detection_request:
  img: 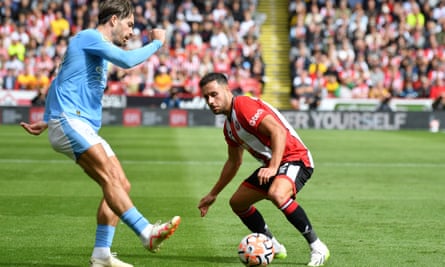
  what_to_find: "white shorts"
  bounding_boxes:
[47,114,115,160]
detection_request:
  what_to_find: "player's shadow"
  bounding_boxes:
[0,263,79,267]
[144,254,305,266]
[145,254,236,264]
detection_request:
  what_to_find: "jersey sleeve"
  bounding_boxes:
[80,30,162,69]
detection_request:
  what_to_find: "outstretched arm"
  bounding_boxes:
[86,29,166,69]
[198,145,243,217]
[20,121,48,136]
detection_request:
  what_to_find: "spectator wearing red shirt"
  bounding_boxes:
[429,78,445,100]
[213,53,231,74]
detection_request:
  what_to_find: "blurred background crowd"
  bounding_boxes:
[0,0,265,106]
[0,0,444,110]
[288,0,445,110]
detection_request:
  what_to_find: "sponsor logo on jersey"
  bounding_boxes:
[249,109,264,126]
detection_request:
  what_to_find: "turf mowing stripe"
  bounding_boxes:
[0,158,444,167]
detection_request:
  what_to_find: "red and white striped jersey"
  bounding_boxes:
[223,96,314,168]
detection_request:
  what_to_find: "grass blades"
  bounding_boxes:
[0,125,444,266]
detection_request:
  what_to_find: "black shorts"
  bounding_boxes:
[243,161,313,195]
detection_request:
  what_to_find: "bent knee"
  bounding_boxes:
[229,195,247,212]
[268,188,292,207]
[229,195,239,210]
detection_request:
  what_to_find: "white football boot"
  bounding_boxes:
[307,239,330,266]
[143,216,181,253]
[89,253,133,267]
[271,237,287,259]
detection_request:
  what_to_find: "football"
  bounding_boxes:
[238,233,275,266]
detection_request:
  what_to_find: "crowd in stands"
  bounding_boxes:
[288,0,445,110]
[2,0,445,111]
[0,0,266,106]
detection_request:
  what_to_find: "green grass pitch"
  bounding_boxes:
[0,125,444,266]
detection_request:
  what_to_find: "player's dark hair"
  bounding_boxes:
[199,72,228,88]
[98,0,134,25]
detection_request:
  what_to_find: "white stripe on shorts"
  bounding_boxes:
[285,164,300,183]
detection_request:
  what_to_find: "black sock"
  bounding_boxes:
[235,206,272,237]
[280,198,318,244]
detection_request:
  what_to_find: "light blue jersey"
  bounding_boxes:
[43,29,162,132]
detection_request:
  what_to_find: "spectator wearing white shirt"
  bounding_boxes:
[239,10,256,38]
[433,1,445,22]
[210,23,229,51]
[185,6,203,24]
[212,0,228,23]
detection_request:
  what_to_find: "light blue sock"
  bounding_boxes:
[94,224,115,248]
[120,207,150,235]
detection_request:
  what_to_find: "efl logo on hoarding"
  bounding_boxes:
[29,107,45,124]
[123,108,141,126]
[169,109,187,127]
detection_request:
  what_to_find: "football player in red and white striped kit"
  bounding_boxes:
[197,72,330,267]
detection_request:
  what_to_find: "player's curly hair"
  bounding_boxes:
[98,0,134,25]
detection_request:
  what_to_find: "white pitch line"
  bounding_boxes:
[0,159,444,168]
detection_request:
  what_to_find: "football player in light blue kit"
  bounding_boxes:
[20,0,180,266]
